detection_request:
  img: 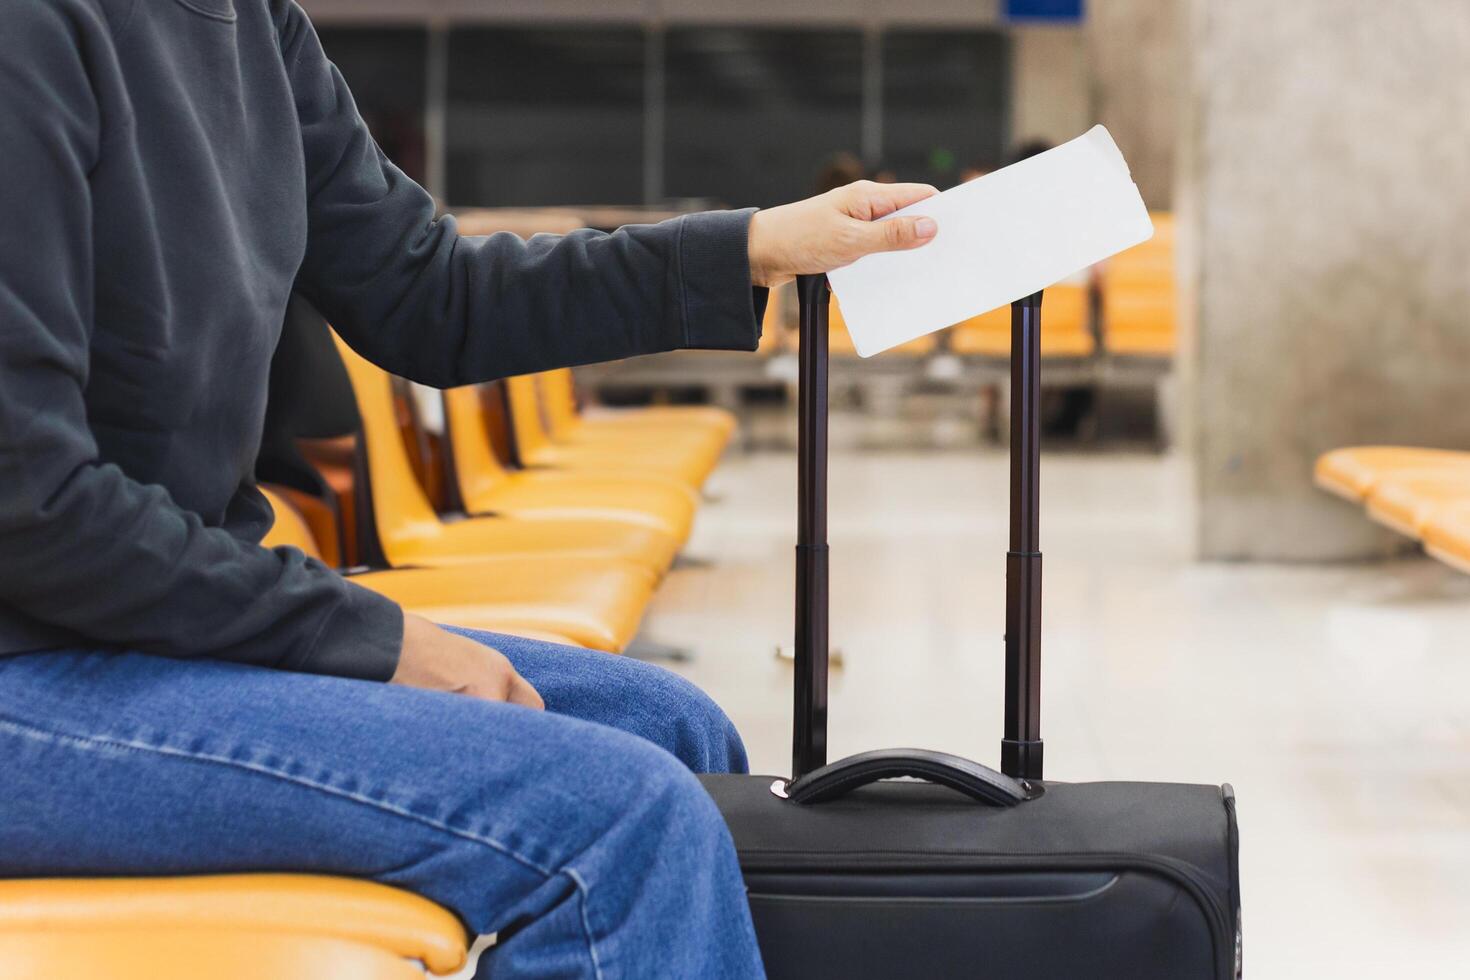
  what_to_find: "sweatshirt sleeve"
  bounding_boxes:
[275,1,765,388]
[0,2,404,681]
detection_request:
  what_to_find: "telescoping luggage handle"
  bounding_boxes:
[784,276,1046,801]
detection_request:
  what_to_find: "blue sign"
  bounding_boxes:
[1005,0,1085,21]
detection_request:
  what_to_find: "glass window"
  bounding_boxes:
[315,27,428,185]
[882,30,1011,187]
[664,27,864,209]
[446,27,646,207]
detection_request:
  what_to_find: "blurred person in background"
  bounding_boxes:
[0,1,940,976]
[814,150,867,193]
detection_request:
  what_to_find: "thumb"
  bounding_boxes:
[854,214,938,256]
[508,672,546,710]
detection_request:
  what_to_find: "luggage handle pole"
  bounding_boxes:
[792,274,831,780]
[1001,292,1045,781]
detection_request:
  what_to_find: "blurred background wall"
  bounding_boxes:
[299,0,1470,563]
[301,0,1093,207]
[1181,0,1470,560]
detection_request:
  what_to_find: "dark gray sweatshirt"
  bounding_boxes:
[0,0,762,681]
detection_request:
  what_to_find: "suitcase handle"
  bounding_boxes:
[772,748,1041,807]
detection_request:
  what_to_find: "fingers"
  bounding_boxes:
[507,672,546,710]
[841,180,939,220]
[850,213,939,256]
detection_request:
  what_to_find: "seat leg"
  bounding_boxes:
[625,635,697,663]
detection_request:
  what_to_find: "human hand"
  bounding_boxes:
[391,613,544,709]
[747,180,940,288]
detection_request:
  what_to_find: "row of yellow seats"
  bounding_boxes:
[820,211,1177,360]
[0,359,740,980]
[1098,210,1176,358]
[1315,446,1470,572]
[276,335,735,652]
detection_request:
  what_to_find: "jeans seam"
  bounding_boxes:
[564,866,606,980]
[0,713,555,876]
[0,713,616,975]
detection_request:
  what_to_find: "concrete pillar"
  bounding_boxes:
[1184,0,1470,560]
[1086,0,1182,209]
[1011,24,1090,152]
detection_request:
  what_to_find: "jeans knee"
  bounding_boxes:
[629,744,730,843]
[649,674,748,775]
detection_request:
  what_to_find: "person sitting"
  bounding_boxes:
[0,2,938,976]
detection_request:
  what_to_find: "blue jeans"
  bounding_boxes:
[0,629,766,979]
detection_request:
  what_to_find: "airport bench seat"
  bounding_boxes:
[539,368,738,442]
[1422,502,1470,576]
[1313,446,1470,502]
[528,391,726,456]
[442,385,698,545]
[331,334,681,575]
[1365,471,1470,538]
[949,285,1094,358]
[827,295,937,356]
[504,375,721,489]
[344,560,644,651]
[262,487,648,652]
[0,874,466,980]
[1100,211,1176,358]
[1100,291,1176,357]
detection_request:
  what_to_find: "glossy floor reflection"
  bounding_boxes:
[649,449,1470,979]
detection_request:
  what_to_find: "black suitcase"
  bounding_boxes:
[698,276,1242,979]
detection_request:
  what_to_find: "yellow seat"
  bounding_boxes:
[1313,446,1470,502]
[526,385,723,458]
[1365,471,1470,538]
[949,284,1094,358]
[261,487,646,651]
[331,333,679,576]
[1422,502,1470,575]
[504,374,721,489]
[540,367,737,442]
[533,286,785,443]
[0,874,466,980]
[1100,211,1175,358]
[443,384,698,543]
[827,295,938,356]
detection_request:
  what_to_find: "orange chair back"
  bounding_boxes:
[259,486,326,561]
[504,374,553,462]
[329,333,446,563]
[538,370,581,441]
[1101,210,1176,355]
[948,282,1092,357]
[444,384,515,508]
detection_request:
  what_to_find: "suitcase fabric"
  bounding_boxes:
[698,275,1242,979]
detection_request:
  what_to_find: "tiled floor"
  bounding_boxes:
[646,449,1470,979]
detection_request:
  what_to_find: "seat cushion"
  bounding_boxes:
[587,404,737,439]
[1422,502,1470,575]
[552,424,728,471]
[465,473,697,545]
[353,556,652,652]
[0,874,466,978]
[525,442,717,490]
[1313,447,1470,501]
[383,509,679,578]
[1365,473,1470,538]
